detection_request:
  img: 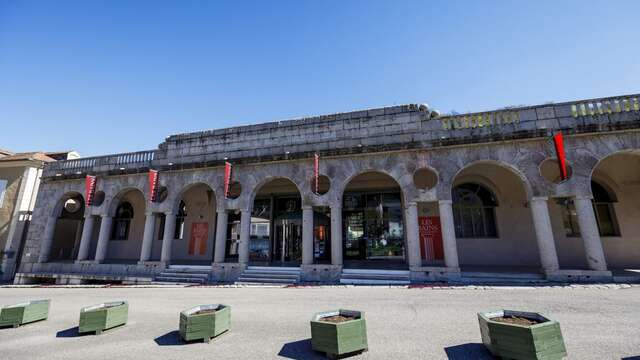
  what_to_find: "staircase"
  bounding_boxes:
[460,270,547,285]
[154,265,211,285]
[340,268,411,285]
[236,266,301,285]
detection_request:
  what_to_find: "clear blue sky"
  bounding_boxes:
[1,1,638,157]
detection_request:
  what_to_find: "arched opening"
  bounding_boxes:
[589,152,640,269]
[249,178,303,265]
[170,183,216,265]
[104,189,145,264]
[342,171,406,268]
[49,193,85,262]
[452,162,540,270]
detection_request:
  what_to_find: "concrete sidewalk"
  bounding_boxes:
[0,286,638,359]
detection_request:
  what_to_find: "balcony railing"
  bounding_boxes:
[45,150,155,175]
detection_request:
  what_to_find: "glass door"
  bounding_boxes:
[273,219,302,263]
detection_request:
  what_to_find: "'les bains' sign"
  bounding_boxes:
[440,111,520,130]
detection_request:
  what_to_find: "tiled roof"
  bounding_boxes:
[0,152,56,163]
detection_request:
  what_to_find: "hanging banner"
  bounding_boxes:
[188,222,208,256]
[314,153,320,194]
[85,175,97,206]
[224,162,232,198]
[552,132,568,181]
[148,169,159,202]
[419,216,444,261]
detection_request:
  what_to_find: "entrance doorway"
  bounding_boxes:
[250,178,303,266]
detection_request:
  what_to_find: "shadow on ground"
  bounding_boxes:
[154,330,184,346]
[444,343,494,359]
[278,339,328,360]
[56,326,82,338]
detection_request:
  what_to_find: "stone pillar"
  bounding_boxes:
[574,195,608,271]
[302,206,314,265]
[76,215,95,261]
[438,200,459,269]
[213,210,228,264]
[330,205,342,266]
[94,215,112,263]
[139,212,156,263]
[38,216,58,263]
[160,212,176,263]
[238,209,251,264]
[529,197,560,272]
[404,202,422,268]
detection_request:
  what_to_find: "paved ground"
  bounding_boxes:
[0,285,638,359]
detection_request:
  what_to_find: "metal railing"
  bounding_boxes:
[45,150,155,174]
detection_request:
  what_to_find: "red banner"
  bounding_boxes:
[419,216,444,261]
[148,170,159,202]
[85,175,97,206]
[224,162,232,198]
[188,222,208,256]
[314,153,319,194]
[552,132,568,181]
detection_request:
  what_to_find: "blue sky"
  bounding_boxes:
[1,1,638,156]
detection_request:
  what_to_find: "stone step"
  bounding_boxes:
[461,271,545,280]
[239,273,299,280]
[155,276,206,284]
[341,274,410,281]
[236,277,298,284]
[340,278,410,285]
[246,266,301,272]
[159,271,209,278]
[342,269,410,276]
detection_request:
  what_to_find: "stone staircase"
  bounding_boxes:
[340,268,411,285]
[154,265,212,285]
[236,266,301,285]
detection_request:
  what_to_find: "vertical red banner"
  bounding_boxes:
[148,170,159,202]
[188,222,208,256]
[552,132,568,181]
[314,153,319,194]
[419,216,444,261]
[85,175,97,206]
[224,162,232,198]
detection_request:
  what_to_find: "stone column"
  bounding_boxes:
[574,195,608,271]
[438,200,460,269]
[139,212,156,263]
[160,212,176,263]
[37,216,58,263]
[213,210,228,264]
[302,206,314,265]
[76,215,95,261]
[404,202,422,268]
[529,197,560,272]
[330,205,342,266]
[238,209,251,264]
[94,215,112,263]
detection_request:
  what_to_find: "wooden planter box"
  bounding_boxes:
[478,310,567,360]
[0,300,50,328]
[179,304,230,343]
[79,301,128,335]
[310,309,368,359]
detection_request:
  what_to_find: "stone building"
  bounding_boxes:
[0,150,78,282]
[14,94,640,285]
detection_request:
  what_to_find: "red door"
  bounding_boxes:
[419,216,444,261]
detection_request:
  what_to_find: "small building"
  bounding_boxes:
[0,150,78,282]
[13,94,640,285]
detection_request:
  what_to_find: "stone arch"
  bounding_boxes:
[448,160,541,268]
[51,191,85,218]
[335,168,406,205]
[172,182,217,214]
[106,187,146,217]
[102,187,147,263]
[46,191,86,262]
[248,176,304,209]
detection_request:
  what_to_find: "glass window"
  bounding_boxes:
[112,202,134,240]
[0,179,7,208]
[452,183,498,238]
[250,198,271,261]
[174,201,186,240]
[556,198,580,237]
[592,181,620,236]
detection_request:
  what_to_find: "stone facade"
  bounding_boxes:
[15,94,640,284]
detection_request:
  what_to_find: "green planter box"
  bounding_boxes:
[478,310,567,360]
[310,309,368,359]
[179,304,231,343]
[79,301,128,335]
[0,300,50,328]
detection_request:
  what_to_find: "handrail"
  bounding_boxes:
[46,150,155,172]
